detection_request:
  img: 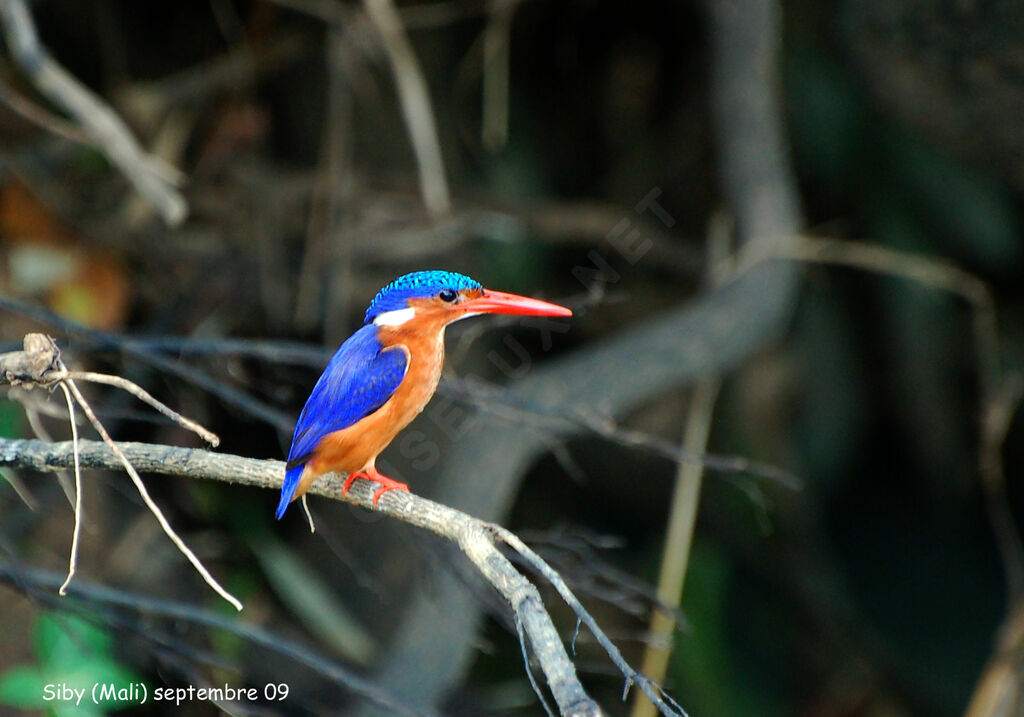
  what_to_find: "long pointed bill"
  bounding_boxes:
[460,289,572,317]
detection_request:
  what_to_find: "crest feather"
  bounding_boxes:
[364,270,481,323]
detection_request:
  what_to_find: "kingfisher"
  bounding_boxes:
[277,270,572,518]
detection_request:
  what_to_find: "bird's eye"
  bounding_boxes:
[438,289,458,302]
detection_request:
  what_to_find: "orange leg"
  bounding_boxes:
[341,467,409,506]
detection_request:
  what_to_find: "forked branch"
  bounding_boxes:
[0,435,685,716]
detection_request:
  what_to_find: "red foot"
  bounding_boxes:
[342,468,409,507]
[368,469,409,507]
[341,470,366,496]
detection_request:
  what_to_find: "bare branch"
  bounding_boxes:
[0,295,295,430]
[0,564,430,717]
[634,379,719,717]
[16,392,77,508]
[0,332,63,385]
[0,436,685,716]
[59,376,243,611]
[301,493,317,533]
[56,381,81,596]
[65,371,220,446]
[0,0,188,225]
[361,0,450,216]
[493,526,688,716]
[0,335,239,608]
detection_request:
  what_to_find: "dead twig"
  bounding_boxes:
[0,295,293,431]
[0,335,220,447]
[633,379,719,717]
[0,334,238,610]
[60,374,242,611]
[0,435,686,716]
[16,391,78,508]
[56,380,80,595]
[63,371,220,447]
[492,525,688,716]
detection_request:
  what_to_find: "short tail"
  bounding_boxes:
[276,463,306,520]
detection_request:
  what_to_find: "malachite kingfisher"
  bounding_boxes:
[277,270,572,518]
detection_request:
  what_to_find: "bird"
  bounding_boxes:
[276,270,572,518]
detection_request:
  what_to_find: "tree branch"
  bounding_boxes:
[0,563,429,717]
[375,0,805,701]
[0,436,685,716]
[0,0,188,225]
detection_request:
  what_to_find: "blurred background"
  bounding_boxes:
[0,0,1020,715]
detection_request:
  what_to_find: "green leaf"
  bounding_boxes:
[0,401,23,439]
[23,612,146,714]
[0,665,48,708]
[56,703,106,717]
[35,613,111,668]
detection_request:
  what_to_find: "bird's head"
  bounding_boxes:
[364,270,572,329]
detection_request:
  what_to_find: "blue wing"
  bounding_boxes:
[277,324,408,518]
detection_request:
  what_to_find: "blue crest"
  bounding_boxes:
[364,270,481,323]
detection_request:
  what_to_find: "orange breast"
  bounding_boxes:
[307,324,446,479]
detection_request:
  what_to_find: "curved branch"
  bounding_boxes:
[375,0,805,704]
[0,437,685,716]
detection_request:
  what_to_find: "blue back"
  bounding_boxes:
[364,270,480,323]
[277,324,408,518]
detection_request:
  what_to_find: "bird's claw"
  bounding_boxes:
[371,482,409,507]
[342,470,409,506]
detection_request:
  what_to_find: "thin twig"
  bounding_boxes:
[0,436,685,716]
[516,532,687,625]
[65,371,220,446]
[632,379,719,717]
[517,614,557,717]
[56,381,81,596]
[0,564,429,717]
[19,394,76,508]
[0,79,91,144]
[59,374,242,611]
[0,298,295,431]
[492,525,687,716]
[361,0,450,216]
[441,375,800,490]
[761,235,1023,601]
[301,494,316,533]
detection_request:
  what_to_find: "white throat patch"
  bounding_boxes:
[373,307,416,327]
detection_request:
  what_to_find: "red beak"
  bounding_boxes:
[460,289,572,317]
